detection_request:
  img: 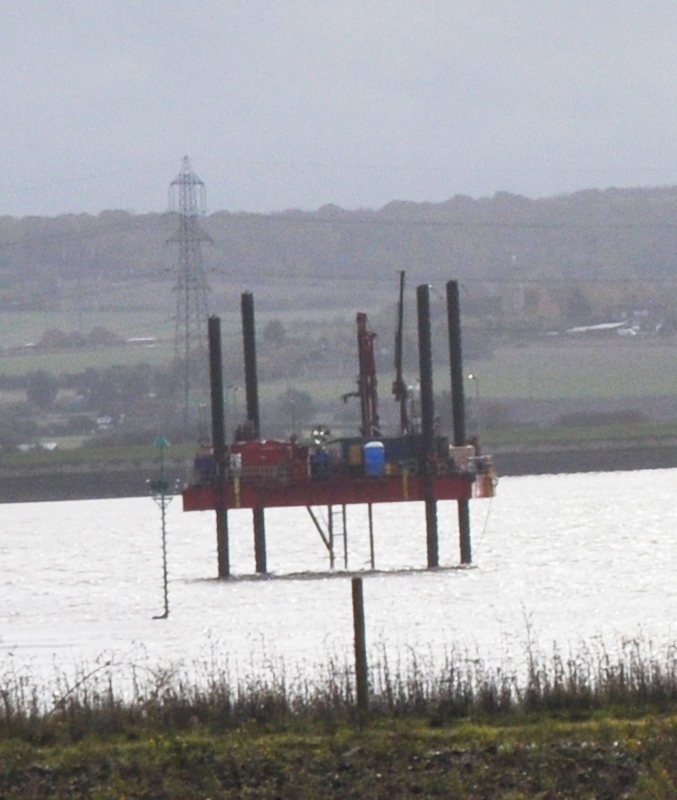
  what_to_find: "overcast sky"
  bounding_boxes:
[3,1,677,218]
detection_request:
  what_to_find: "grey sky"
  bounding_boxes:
[3,1,677,217]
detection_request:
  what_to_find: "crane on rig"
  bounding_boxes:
[343,271,411,438]
[342,312,381,438]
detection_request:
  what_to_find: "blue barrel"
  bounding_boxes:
[364,441,385,477]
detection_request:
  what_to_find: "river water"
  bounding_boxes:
[2,468,676,687]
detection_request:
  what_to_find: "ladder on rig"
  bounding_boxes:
[307,505,348,570]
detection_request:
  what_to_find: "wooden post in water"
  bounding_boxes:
[208,316,230,578]
[417,283,439,568]
[446,280,472,565]
[352,577,369,721]
[367,503,375,569]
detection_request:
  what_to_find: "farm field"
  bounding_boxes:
[259,336,677,414]
[0,309,172,348]
[0,339,174,374]
[0,307,361,376]
[0,335,675,406]
[1,306,677,415]
[466,337,677,401]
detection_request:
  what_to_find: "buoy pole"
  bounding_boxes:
[150,435,172,618]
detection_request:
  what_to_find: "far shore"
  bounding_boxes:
[490,437,677,476]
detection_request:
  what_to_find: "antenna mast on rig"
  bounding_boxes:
[392,270,410,434]
[168,156,212,435]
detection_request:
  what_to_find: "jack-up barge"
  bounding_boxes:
[182,279,495,576]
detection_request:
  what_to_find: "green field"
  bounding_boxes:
[0,308,358,376]
[1,306,677,410]
[258,337,677,411]
[0,309,173,348]
[0,307,361,350]
[484,420,677,446]
[0,442,196,468]
[466,338,677,401]
[0,342,175,374]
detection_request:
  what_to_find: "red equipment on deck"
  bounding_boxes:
[182,436,494,512]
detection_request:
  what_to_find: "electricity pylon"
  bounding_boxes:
[168,156,212,436]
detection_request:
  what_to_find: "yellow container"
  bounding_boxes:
[348,444,363,466]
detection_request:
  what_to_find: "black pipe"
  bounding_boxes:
[209,316,226,459]
[208,316,230,577]
[446,280,471,565]
[241,292,261,438]
[446,280,466,447]
[416,283,439,568]
[240,292,266,573]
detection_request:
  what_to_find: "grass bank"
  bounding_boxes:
[4,639,677,796]
[3,715,676,798]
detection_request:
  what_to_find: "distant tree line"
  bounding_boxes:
[3,187,677,327]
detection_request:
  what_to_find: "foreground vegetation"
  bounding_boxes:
[5,640,677,796]
[3,714,676,798]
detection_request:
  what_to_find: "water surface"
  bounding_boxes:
[2,469,675,683]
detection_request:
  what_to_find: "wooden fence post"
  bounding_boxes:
[352,577,369,721]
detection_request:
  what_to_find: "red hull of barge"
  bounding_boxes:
[182,473,473,512]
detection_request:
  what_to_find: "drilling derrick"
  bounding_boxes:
[341,312,381,437]
[168,156,212,435]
